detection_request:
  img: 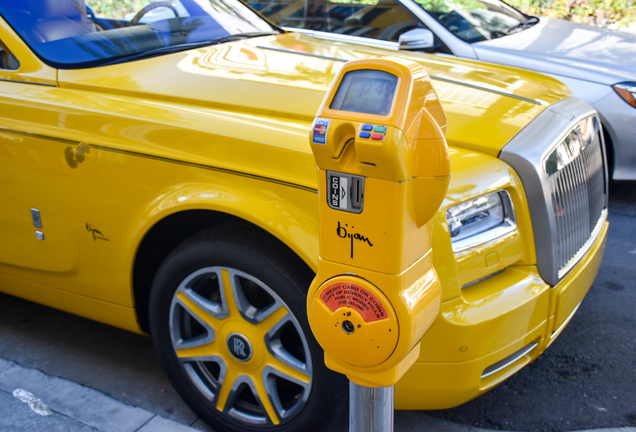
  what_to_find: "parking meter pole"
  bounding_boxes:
[350,383,394,432]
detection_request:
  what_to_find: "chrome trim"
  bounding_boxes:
[500,97,608,286]
[544,116,600,176]
[284,28,399,51]
[0,78,56,87]
[558,209,606,279]
[431,76,541,105]
[256,45,347,62]
[481,342,538,379]
[0,126,78,146]
[461,269,504,290]
[0,127,317,193]
[31,208,42,229]
[35,231,44,241]
[453,224,516,253]
[282,31,540,105]
[547,121,607,275]
[550,304,580,340]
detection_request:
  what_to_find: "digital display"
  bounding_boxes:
[330,70,398,116]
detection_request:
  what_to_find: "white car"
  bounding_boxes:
[250,0,636,180]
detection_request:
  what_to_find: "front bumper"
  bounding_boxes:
[394,221,608,410]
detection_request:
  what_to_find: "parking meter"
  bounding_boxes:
[307,57,450,389]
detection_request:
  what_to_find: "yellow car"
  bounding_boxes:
[0,1,607,431]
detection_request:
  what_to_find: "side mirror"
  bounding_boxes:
[398,28,434,50]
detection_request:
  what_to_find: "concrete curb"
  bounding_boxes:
[0,358,198,432]
[1,357,634,432]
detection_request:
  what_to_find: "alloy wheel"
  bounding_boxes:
[169,266,313,426]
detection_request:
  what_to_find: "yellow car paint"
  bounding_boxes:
[0,16,606,413]
[396,220,608,409]
[0,20,57,86]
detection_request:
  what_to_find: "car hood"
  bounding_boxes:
[474,17,636,85]
[59,32,571,159]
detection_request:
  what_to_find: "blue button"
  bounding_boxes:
[359,132,371,139]
[361,124,373,131]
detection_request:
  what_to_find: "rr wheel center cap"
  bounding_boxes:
[227,332,253,362]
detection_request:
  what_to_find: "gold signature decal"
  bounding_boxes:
[65,143,91,169]
[86,222,109,241]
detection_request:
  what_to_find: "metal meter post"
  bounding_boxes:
[306,57,451,431]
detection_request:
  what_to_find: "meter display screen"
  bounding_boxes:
[330,70,398,116]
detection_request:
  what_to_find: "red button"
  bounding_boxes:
[371,133,383,140]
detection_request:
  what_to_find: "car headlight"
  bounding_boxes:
[613,82,636,108]
[446,190,517,253]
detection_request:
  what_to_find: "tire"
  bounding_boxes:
[149,224,347,432]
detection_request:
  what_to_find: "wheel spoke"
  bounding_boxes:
[180,286,223,317]
[176,340,221,361]
[269,356,311,384]
[263,312,312,378]
[256,305,289,336]
[215,370,281,425]
[258,306,312,378]
[215,368,239,413]
[182,357,227,402]
[252,374,281,425]
[175,290,221,330]
[178,268,229,320]
[221,269,242,318]
[261,365,311,421]
[227,269,285,324]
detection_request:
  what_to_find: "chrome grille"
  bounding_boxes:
[546,124,606,276]
[500,98,608,286]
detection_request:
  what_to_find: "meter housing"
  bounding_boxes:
[307,57,451,387]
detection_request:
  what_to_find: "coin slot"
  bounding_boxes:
[351,177,364,209]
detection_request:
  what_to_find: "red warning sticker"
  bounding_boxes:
[320,282,387,322]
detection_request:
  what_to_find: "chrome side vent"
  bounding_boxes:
[482,342,538,379]
[500,98,608,286]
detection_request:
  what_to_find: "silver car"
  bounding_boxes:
[249,0,636,180]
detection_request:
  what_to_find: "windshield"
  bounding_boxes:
[413,0,532,42]
[0,0,280,68]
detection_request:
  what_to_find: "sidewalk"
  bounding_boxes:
[0,358,200,432]
[1,357,634,432]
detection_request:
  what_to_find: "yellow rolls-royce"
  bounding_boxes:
[0,1,607,431]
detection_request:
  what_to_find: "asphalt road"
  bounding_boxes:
[0,181,634,432]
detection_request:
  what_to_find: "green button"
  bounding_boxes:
[373,126,387,133]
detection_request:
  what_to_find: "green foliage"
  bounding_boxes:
[86,0,151,18]
[505,0,636,27]
[410,0,487,12]
[413,0,454,12]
